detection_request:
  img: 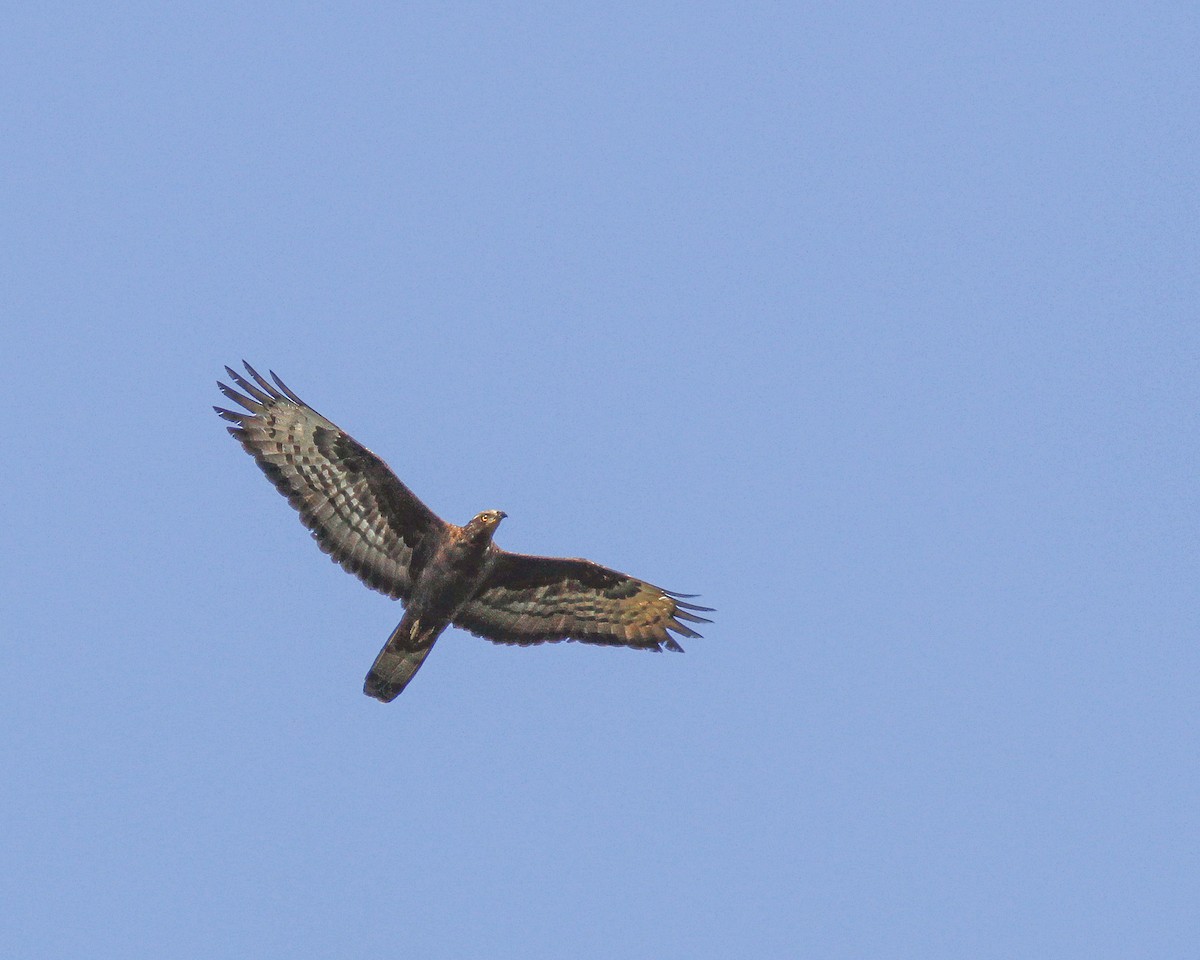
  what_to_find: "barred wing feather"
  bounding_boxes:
[455,553,712,651]
[214,362,444,601]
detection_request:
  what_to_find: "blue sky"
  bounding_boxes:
[3,2,1196,957]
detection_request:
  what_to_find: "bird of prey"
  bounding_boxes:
[214,362,712,702]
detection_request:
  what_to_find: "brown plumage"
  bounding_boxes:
[214,362,712,702]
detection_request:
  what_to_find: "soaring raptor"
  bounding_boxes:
[214,362,711,702]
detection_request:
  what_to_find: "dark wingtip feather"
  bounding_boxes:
[214,406,249,424]
[662,589,714,612]
[226,366,274,405]
[241,361,282,400]
[269,370,305,405]
[217,381,264,412]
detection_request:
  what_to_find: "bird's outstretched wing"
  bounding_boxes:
[214,362,445,600]
[454,553,711,651]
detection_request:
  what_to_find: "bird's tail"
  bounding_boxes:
[363,617,439,703]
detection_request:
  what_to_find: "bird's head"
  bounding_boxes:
[466,509,507,541]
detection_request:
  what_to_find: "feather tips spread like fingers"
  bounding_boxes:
[215,361,444,602]
[269,370,306,405]
[224,366,273,405]
[213,406,249,425]
[454,552,710,652]
[217,381,263,413]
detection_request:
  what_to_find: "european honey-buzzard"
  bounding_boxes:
[214,362,711,702]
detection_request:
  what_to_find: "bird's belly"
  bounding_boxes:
[409,546,490,623]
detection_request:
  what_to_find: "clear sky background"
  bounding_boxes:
[3,3,1196,958]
